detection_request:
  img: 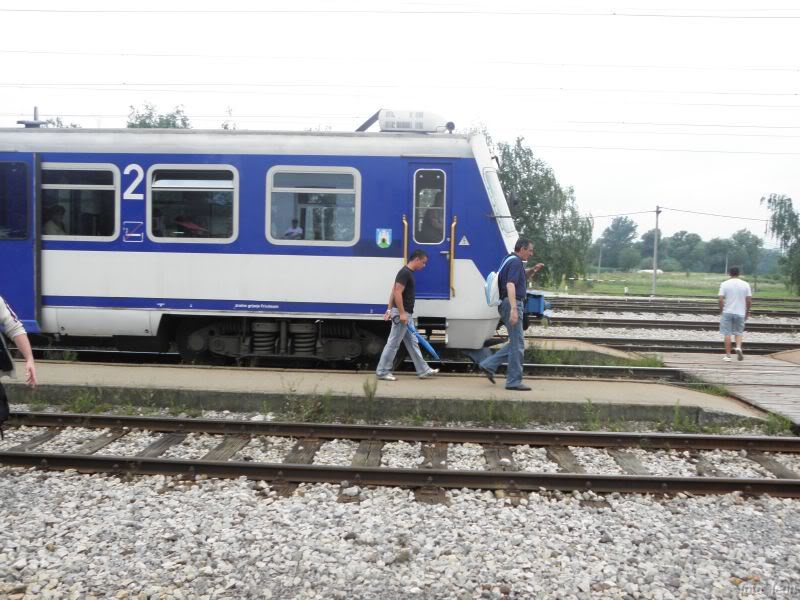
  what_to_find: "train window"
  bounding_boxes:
[148,166,238,243]
[483,168,516,234]
[413,169,445,244]
[267,166,360,246]
[0,163,28,240]
[41,164,120,240]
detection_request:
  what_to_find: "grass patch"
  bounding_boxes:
[566,271,795,299]
[681,379,731,397]
[762,413,795,436]
[64,390,109,413]
[525,347,663,368]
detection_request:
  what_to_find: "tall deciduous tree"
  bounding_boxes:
[762,193,800,293]
[597,216,638,268]
[127,103,191,128]
[496,137,592,286]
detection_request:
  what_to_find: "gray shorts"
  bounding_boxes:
[720,312,745,336]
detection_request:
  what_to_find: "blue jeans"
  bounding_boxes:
[480,297,525,388]
[375,309,430,376]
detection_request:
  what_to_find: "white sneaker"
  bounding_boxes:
[735,347,744,361]
[377,373,397,381]
[722,356,732,362]
[419,368,439,379]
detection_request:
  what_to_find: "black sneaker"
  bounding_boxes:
[506,384,532,391]
[478,366,496,384]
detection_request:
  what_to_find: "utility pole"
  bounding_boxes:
[651,205,661,296]
[597,245,603,281]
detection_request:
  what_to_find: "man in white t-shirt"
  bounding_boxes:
[718,266,752,362]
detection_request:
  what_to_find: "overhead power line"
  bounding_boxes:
[536,144,800,156]
[571,120,800,130]
[660,207,769,222]
[1,49,797,73]
[2,8,800,19]
[2,81,798,97]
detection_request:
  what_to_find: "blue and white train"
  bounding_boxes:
[0,110,522,363]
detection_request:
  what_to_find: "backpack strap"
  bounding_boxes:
[497,254,517,277]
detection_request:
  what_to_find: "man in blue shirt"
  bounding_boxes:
[478,238,543,391]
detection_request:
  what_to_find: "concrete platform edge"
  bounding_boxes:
[7,383,763,428]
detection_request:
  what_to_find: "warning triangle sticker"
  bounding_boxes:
[458,235,470,246]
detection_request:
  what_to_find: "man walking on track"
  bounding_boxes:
[718,266,752,362]
[478,238,544,391]
[1,295,38,437]
[375,249,439,381]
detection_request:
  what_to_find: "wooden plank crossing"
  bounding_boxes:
[662,353,800,425]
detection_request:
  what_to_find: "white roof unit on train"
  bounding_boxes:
[378,109,452,133]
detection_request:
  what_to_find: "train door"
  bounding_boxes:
[408,163,452,299]
[0,154,39,332]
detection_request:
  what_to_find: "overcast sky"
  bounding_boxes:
[1,0,798,247]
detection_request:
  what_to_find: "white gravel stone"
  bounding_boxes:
[1,469,798,599]
[380,441,422,469]
[699,450,776,479]
[312,439,358,466]
[768,452,800,476]
[99,430,163,456]
[0,426,48,450]
[160,433,222,460]
[34,428,110,454]
[569,446,625,474]
[626,448,697,477]
[234,436,296,463]
[447,443,487,471]
[511,445,559,473]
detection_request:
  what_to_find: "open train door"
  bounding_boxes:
[407,162,452,299]
[0,153,40,332]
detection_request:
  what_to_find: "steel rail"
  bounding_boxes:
[1,452,798,497]
[549,302,800,317]
[541,317,800,333]
[527,336,800,355]
[7,413,800,452]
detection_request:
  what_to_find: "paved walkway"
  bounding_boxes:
[5,359,764,421]
[662,352,800,425]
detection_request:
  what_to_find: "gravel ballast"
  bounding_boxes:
[1,469,799,599]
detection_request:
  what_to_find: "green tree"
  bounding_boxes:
[665,231,704,272]
[597,216,638,268]
[45,117,81,128]
[127,103,191,128]
[704,237,732,273]
[617,246,642,271]
[729,229,763,276]
[496,137,592,286]
[639,228,669,265]
[762,193,800,293]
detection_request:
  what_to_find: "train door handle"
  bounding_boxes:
[439,250,450,259]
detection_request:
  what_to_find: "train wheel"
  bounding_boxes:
[176,320,227,365]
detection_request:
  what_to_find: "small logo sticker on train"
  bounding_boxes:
[122,221,144,243]
[458,235,470,246]
[376,228,392,248]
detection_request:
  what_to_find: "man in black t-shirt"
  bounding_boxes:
[375,249,439,381]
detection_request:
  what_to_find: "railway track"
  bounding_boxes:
[1,413,798,499]
[548,299,800,318]
[531,336,800,355]
[541,316,800,333]
[589,293,800,305]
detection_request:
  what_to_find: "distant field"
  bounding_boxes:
[562,271,796,299]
